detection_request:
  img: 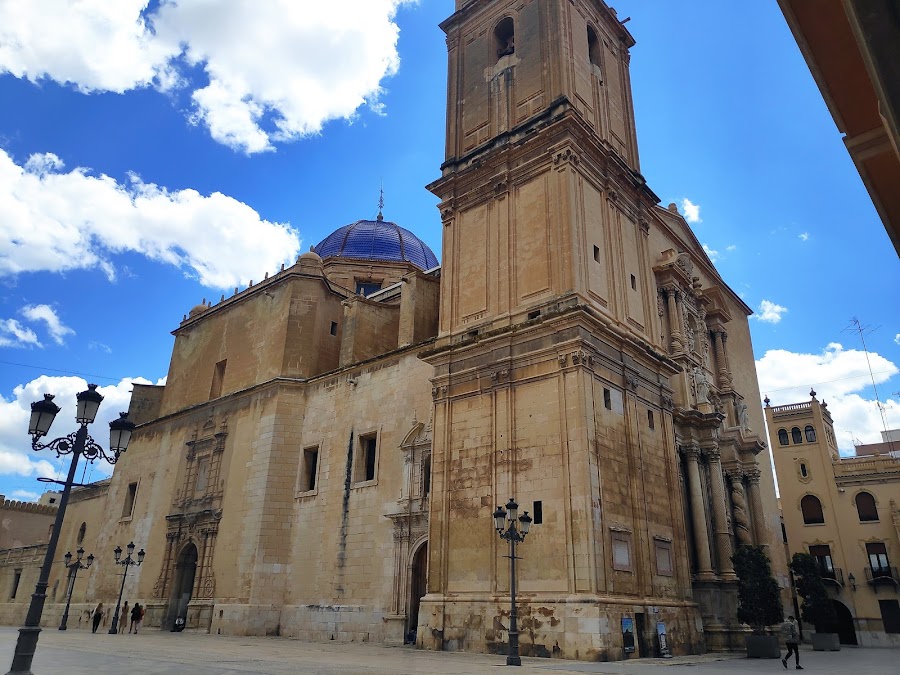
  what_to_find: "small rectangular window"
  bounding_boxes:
[647,409,655,430]
[195,457,210,494]
[527,310,540,320]
[354,434,378,484]
[330,321,338,336]
[210,359,227,399]
[603,388,612,410]
[630,274,636,290]
[122,482,137,518]
[593,245,600,262]
[611,531,632,571]
[533,501,543,525]
[300,446,319,493]
[654,539,674,576]
[867,542,890,572]
[10,570,21,599]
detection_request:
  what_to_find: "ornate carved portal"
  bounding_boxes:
[152,416,226,631]
[384,419,431,643]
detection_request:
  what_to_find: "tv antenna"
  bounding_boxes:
[843,317,895,452]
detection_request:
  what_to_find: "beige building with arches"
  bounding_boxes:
[768,392,900,646]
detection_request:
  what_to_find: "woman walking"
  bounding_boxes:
[119,601,129,634]
[91,603,104,633]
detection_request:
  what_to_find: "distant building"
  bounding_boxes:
[38,491,61,507]
[767,393,900,646]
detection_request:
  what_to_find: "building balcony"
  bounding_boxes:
[864,566,900,590]
[820,566,843,587]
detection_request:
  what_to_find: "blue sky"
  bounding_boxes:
[0,1,897,501]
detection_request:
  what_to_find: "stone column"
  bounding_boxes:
[719,331,734,389]
[747,469,769,548]
[705,448,735,577]
[728,472,752,546]
[664,288,684,353]
[711,330,729,390]
[682,445,714,577]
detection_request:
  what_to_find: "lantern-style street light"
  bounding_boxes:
[58,548,94,631]
[108,542,145,634]
[493,498,533,667]
[6,385,134,674]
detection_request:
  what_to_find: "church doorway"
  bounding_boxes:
[408,542,428,639]
[165,543,198,630]
[831,599,857,645]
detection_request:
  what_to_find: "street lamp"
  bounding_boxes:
[58,548,94,631]
[493,498,533,667]
[108,542,145,634]
[6,385,134,675]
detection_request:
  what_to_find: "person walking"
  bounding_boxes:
[119,601,129,634]
[91,602,104,634]
[781,615,802,669]
[129,603,141,634]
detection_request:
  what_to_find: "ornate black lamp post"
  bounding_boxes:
[108,542,145,634]
[58,547,94,631]
[493,498,532,667]
[6,385,134,675]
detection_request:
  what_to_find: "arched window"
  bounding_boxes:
[805,425,817,442]
[799,463,808,478]
[800,495,824,525]
[77,522,86,545]
[855,492,878,522]
[778,429,789,446]
[587,26,602,68]
[494,17,515,60]
[791,427,803,444]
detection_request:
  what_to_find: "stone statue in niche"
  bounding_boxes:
[735,399,750,431]
[692,366,710,405]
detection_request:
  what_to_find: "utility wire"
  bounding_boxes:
[0,359,124,382]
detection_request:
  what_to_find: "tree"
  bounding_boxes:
[789,553,837,632]
[732,545,784,634]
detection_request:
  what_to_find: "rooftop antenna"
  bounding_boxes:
[377,182,384,222]
[843,317,895,453]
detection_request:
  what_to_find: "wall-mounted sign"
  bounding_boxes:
[657,621,671,658]
[622,616,635,653]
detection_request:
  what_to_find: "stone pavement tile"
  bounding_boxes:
[0,629,896,675]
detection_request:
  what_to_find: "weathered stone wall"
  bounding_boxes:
[0,499,57,550]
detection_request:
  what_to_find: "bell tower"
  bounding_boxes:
[432,0,655,342]
[420,0,706,662]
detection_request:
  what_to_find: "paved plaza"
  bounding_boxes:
[0,627,895,675]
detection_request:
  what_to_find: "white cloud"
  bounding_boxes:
[895,333,900,345]
[9,489,40,502]
[88,341,112,354]
[726,245,737,252]
[0,0,412,153]
[799,232,809,241]
[756,343,899,453]
[752,299,788,324]
[681,198,701,224]
[0,150,301,288]
[0,319,41,348]
[702,244,719,262]
[21,305,74,345]
[0,374,162,481]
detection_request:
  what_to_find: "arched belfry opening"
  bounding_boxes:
[588,25,602,69]
[165,543,198,630]
[494,17,515,59]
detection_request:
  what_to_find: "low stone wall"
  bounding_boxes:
[278,604,384,643]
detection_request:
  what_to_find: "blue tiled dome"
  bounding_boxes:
[313,218,439,271]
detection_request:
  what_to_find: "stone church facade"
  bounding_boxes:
[1,0,787,661]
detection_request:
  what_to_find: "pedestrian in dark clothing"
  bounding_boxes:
[129,603,141,634]
[781,615,802,669]
[91,603,104,633]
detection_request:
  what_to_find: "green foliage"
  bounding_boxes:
[789,553,838,632]
[732,545,784,634]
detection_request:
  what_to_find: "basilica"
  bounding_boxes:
[1,0,787,661]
